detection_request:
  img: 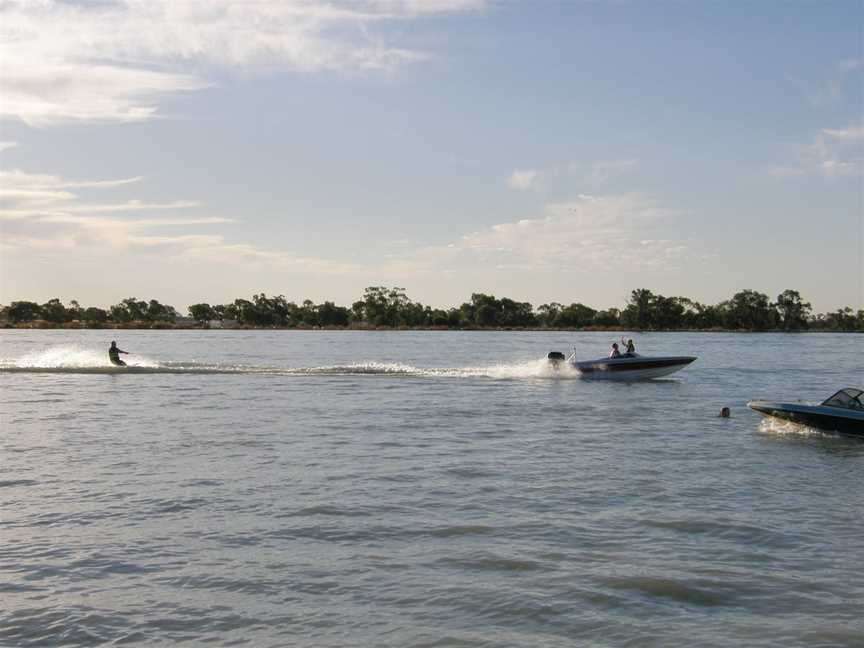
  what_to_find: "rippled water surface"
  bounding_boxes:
[2,330,862,647]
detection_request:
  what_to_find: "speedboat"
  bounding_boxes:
[547,350,696,380]
[747,388,864,437]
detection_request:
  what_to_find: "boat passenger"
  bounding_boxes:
[609,343,621,358]
[108,341,129,366]
[625,339,636,355]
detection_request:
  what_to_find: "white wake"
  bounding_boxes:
[1,346,580,380]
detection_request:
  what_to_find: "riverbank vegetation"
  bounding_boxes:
[2,288,862,331]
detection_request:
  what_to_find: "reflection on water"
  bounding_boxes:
[757,418,864,456]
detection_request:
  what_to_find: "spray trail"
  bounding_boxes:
[9,345,160,369]
[757,417,839,438]
[0,347,581,379]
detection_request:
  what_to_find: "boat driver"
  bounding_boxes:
[625,339,636,355]
[609,343,621,358]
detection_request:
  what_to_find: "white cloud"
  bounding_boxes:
[506,169,543,192]
[507,158,639,193]
[769,121,864,179]
[1,160,699,303]
[774,62,864,177]
[819,159,862,177]
[0,0,485,125]
[822,125,864,141]
[812,122,863,177]
[0,171,152,216]
[0,166,222,248]
[0,162,368,280]
[176,242,363,276]
[0,188,76,210]
[0,170,142,190]
[458,194,683,269]
[591,159,639,184]
[0,60,209,126]
[39,214,232,228]
[382,194,696,277]
[0,233,77,251]
[126,234,226,249]
[64,200,201,214]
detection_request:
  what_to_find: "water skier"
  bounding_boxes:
[109,341,129,366]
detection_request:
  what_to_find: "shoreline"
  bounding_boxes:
[3,322,860,333]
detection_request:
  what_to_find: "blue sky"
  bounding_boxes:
[0,0,861,312]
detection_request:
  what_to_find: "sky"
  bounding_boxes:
[0,0,862,313]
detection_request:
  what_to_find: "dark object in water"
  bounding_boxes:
[548,351,566,362]
[719,407,730,418]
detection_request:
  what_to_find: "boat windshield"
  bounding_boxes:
[821,388,864,410]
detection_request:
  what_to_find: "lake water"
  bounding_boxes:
[1,330,862,647]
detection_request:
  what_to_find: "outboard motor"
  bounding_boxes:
[547,351,566,367]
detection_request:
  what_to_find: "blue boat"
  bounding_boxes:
[748,388,864,437]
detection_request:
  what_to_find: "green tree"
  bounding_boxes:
[109,297,147,322]
[298,299,319,326]
[429,309,451,327]
[593,308,621,326]
[721,290,775,330]
[109,304,130,323]
[317,301,350,327]
[830,306,858,331]
[213,304,234,322]
[7,301,42,323]
[189,303,216,325]
[41,298,69,323]
[360,286,392,326]
[557,303,596,328]
[676,298,718,329]
[241,293,292,326]
[350,301,366,324]
[146,299,177,322]
[83,307,108,323]
[229,298,255,325]
[476,303,497,326]
[358,286,418,327]
[537,303,563,327]
[775,290,811,331]
[463,293,535,327]
[446,308,463,328]
[497,297,535,327]
[621,288,655,329]
[67,300,83,321]
[652,295,685,329]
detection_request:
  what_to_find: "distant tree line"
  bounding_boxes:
[2,297,180,326]
[1,287,862,331]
